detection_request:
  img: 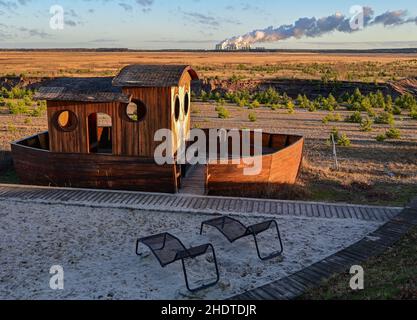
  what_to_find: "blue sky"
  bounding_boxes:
[0,0,416,49]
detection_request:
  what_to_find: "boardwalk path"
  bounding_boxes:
[0,184,402,223]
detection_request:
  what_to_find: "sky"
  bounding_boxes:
[0,0,416,49]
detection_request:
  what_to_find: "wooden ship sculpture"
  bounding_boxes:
[11,65,304,194]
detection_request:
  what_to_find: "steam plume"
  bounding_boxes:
[217,7,417,49]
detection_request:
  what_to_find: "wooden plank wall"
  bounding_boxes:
[47,100,142,156]
[122,87,171,157]
[207,134,304,193]
[12,142,177,193]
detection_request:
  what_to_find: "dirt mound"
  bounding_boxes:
[389,78,417,96]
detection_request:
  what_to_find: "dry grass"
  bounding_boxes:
[193,102,417,206]
[2,51,417,82]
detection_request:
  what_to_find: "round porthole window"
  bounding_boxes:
[184,92,190,116]
[55,110,78,132]
[126,100,147,122]
[174,96,180,122]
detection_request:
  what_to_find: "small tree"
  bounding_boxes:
[385,95,393,113]
[360,117,373,132]
[248,112,257,122]
[286,100,295,114]
[330,127,351,147]
[385,127,401,139]
[345,111,363,123]
[375,112,395,125]
[376,134,386,142]
[216,106,230,119]
[327,93,338,110]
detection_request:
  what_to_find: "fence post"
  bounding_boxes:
[331,134,339,171]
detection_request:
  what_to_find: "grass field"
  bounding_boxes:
[2,51,417,82]
[0,51,417,206]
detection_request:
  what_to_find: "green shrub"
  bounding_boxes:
[327,93,338,109]
[7,101,30,115]
[248,112,257,122]
[385,95,393,112]
[254,87,281,105]
[330,127,340,141]
[23,96,33,106]
[395,93,417,110]
[297,94,310,109]
[322,113,342,124]
[361,97,372,112]
[217,98,226,106]
[385,127,401,139]
[31,104,47,117]
[374,112,395,125]
[337,133,351,147]
[282,92,290,104]
[7,123,18,133]
[350,88,363,104]
[8,87,31,99]
[250,100,261,108]
[360,117,373,132]
[329,127,351,147]
[308,101,319,112]
[286,100,295,114]
[345,111,363,123]
[216,106,230,119]
[0,87,8,97]
[267,103,279,110]
[200,90,208,102]
[376,134,386,142]
[347,101,362,111]
[411,108,417,120]
[393,105,402,115]
[369,90,386,109]
[235,98,246,108]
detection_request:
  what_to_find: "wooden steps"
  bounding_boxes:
[179,165,207,196]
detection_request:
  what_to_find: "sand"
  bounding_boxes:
[0,199,383,300]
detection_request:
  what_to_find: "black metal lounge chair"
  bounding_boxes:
[136,233,220,292]
[200,216,283,261]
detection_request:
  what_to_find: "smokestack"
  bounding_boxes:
[216,7,417,50]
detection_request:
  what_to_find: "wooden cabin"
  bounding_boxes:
[12,65,198,193]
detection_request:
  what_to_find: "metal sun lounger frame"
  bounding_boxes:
[136,233,220,292]
[200,216,284,261]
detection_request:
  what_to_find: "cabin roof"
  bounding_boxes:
[112,64,199,88]
[34,77,131,103]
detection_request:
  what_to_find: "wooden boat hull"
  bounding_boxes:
[11,131,304,195]
[11,132,178,193]
[206,133,304,194]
